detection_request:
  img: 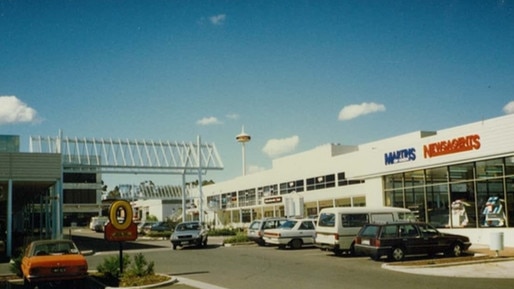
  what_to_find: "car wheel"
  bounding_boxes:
[290,239,303,249]
[447,243,463,257]
[202,237,208,247]
[333,247,343,256]
[172,243,178,250]
[348,243,356,256]
[389,247,405,261]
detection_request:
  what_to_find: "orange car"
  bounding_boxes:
[21,239,88,289]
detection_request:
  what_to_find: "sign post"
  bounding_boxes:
[104,200,137,274]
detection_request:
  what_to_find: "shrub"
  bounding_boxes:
[9,247,24,277]
[94,253,165,287]
[223,232,250,244]
[96,254,131,279]
[124,253,155,277]
[208,227,239,236]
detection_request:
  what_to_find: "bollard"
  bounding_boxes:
[490,232,504,257]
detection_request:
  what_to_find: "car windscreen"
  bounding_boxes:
[176,223,200,231]
[318,213,335,227]
[249,221,261,230]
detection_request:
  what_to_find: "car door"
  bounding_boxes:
[417,223,443,253]
[398,224,427,255]
[298,220,316,244]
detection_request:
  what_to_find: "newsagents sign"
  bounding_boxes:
[384,134,481,166]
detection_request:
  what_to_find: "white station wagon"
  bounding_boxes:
[263,218,316,249]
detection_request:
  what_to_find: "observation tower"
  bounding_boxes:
[236,126,251,176]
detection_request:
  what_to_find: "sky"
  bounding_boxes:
[1,0,514,188]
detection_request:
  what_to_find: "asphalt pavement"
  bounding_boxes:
[1,233,513,289]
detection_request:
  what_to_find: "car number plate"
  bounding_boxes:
[181,241,189,245]
[52,267,66,273]
[361,240,370,245]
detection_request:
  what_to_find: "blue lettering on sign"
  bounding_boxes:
[384,148,416,165]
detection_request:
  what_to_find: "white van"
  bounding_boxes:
[89,216,109,231]
[314,207,414,255]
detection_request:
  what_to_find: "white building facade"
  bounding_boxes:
[203,114,514,247]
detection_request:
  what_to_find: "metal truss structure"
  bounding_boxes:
[29,135,224,175]
[118,183,194,200]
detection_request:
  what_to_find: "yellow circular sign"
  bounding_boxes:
[109,200,133,230]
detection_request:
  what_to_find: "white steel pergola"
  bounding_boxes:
[28,133,223,238]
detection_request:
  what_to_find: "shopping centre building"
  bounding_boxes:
[203,113,514,247]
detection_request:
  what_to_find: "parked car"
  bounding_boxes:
[170,221,208,250]
[21,239,88,289]
[93,220,109,232]
[137,221,157,234]
[263,218,316,249]
[88,216,108,231]
[354,221,472,261]
[247,217,288,246]
[144,221,173,234]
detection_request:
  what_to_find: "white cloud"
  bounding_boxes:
[262,135,299,158]
[0,96,40,125]
[338,102,386,121]
[209,14,226,25]
[502,101,514,114]
[226,113,239,120]
[196,116,222,126]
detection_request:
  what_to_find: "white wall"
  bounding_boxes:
[440,228,514,248]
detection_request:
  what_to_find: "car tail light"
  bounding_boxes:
[355,237,361,244]
[374,239,380,247]
[334,233,339,241]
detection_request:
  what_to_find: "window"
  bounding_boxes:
[318,213,335,227]
[63,189,96,204]
[280,180,304,194]
[63,173,97,183]
[306,174,335,191]
[299,221,315,230]
[342,213,369,227]
[380,225,397,238]
[360,225,378,238]
[399,224,418,237]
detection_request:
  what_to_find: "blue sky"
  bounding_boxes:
[1,0,514,187]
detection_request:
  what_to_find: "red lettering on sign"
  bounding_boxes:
[423,134,480,158]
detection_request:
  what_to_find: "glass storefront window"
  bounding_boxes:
[506,175,514,227]
[426,184,450,228]
[384,156,514,229]
[506,157,514,177]
[404,170,425,188]
[384,188,404,207]
[335,198,351,207]
[384,173,403,190]
[476,158,504,179]
[425,167,447,184]
[318,199,333,210]
[304,201,318,217]
[477,179,505,227]
[404,187,424,221]
[449,163,474,181]
[352,196,366,207]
